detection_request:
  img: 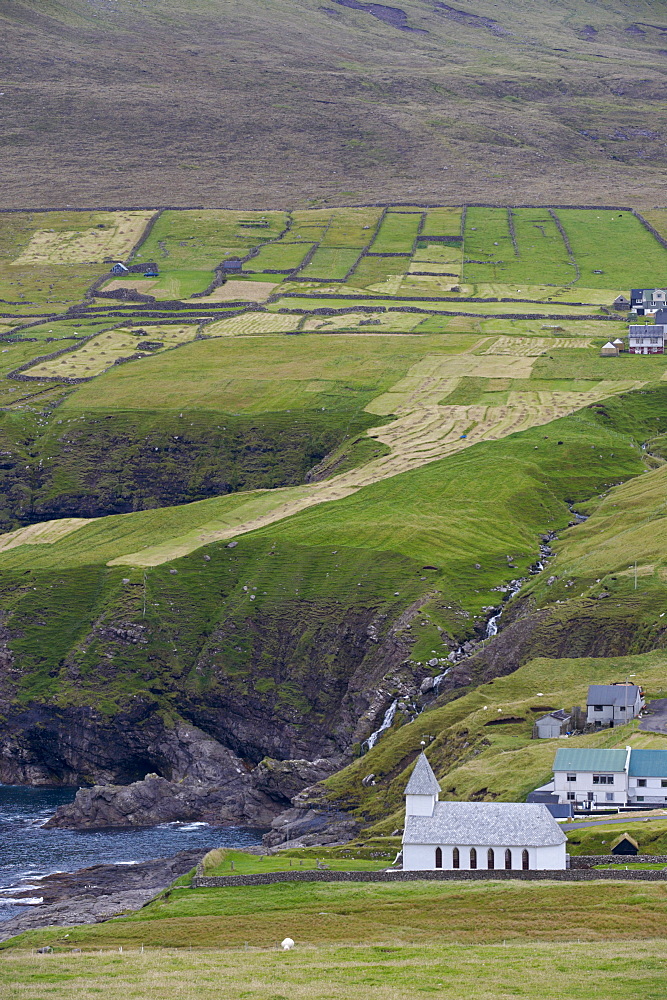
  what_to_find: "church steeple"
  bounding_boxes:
[404,752,440,817]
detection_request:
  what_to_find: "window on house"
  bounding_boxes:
[452,848,460,869]
[637,779,647,787]
[636,796,645,802]
[435,847,442,869]
[567,792,575,801]
[593,775,614,785]
[487,849,495,870]
[567,774,576,782]
[522,849,529,871]
[618,706,626,712]
[605,793,614,802]
[470,848,477,870]
[661,780,667,788]
[505,849,512,870]
[594,705,604,712]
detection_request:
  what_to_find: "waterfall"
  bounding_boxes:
[363,699,398,752]
[485,614,500,638]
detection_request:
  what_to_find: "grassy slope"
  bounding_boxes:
[7,878,667,951]
[3,0,667,207]
[0,389,662,732]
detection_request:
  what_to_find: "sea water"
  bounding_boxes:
[0,785,265,922]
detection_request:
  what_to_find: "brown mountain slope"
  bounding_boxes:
[1,0,667,207]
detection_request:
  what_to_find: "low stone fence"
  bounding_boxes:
[192,865,667,889]
[570,854,667,869]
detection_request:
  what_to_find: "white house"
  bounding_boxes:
[586,683,644,727]
[627,324,665,355]
[553,747,629,808]
[628,749,667,806]
[402,753,567,871]
[552,746,667,808]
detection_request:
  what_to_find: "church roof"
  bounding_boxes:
[404,752,441,796]
[403,801,566,847]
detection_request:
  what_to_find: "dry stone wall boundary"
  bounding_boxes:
[192,866,667,888]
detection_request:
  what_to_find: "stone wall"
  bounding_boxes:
[192,864,667,889]
[570,854,667,868]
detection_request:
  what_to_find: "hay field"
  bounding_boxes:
[482,336,592,355]
[63,340,650,565]
[195,280,279,302]
[203,313,303,336]
[12,211,154,265]
[56,333,480,415]
[302,313,423,333]
[22,326,199,379]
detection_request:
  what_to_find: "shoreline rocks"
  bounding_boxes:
[0,850,202,942]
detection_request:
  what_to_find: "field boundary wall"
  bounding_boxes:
[192,865,667,888]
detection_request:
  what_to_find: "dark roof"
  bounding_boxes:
[628,748,667,778]
[404,802,566,847]
[587,684,641,707]
[536,710,570,724]
[404,753,441,795]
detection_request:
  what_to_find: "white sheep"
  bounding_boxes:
[281,937,295,951]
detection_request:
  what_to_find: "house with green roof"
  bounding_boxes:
[553,748,630,809]
[628,749,667,806]
[552,746,667,809]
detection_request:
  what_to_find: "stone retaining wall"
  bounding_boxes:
[570,854,667,869]
[192,866,667,888]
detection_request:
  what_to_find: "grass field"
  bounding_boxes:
[369,212,422,254]
[463,208,667,291]
[4,940,667,999]
[299,248,362,280]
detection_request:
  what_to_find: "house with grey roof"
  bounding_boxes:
[630,288,667,314]
[402,753,567,871]
[586,683,644,727]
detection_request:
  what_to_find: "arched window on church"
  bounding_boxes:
[453,848,460,869]
[522,849,529,871]
[505,849,512,870]
[470,847,477,869]
[435,847,442,869]
[487,848,495,870]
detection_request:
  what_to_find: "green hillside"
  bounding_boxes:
[0,203,665,832]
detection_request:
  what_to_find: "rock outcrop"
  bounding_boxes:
[44,771,276,829]
[0,851,202,942]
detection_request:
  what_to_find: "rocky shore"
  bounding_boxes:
[0,850,202,943]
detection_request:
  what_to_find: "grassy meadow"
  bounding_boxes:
[4,940,667,1000]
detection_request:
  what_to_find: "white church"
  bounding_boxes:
[402,753,567,871]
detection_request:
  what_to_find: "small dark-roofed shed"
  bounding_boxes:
[611,833,639,856]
